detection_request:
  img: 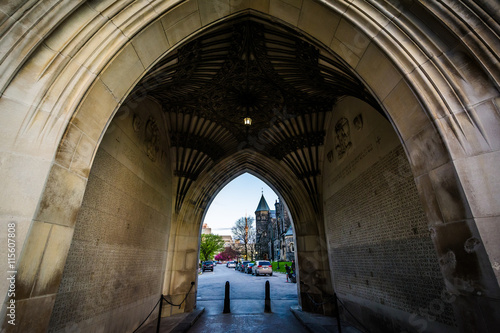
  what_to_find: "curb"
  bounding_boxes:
[290,306,335,333]
[170,307,205,333]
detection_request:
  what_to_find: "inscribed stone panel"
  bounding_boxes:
[325,146,456,327]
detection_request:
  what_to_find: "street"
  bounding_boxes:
[188,263,308,333]
[196,263,299,302]
[140,264,357,333]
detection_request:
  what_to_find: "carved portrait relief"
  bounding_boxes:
[145,117,160,162]
[132,113,142,132]
[335,117,352,159]
[353,114,363,130]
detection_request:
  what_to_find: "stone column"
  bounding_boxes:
[295,223,335,315]
[161,213,200,317]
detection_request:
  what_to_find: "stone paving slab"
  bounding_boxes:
[188,300,308,333]
[290,306,363,333]
[137,307,205,333]
[137,302,363,333]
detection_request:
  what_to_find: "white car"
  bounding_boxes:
[226,261,236,268]
[253,260,272,276]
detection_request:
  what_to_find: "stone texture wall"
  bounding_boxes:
[48,99,172,332]
[323,97,456,332]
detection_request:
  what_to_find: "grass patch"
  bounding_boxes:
[271,261,293,273]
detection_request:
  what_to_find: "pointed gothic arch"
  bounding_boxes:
[1,1,499,332]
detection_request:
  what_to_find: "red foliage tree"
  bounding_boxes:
[215,247,239,261]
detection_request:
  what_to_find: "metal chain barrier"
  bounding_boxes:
[306,292,336,308]
[335,296,371,333]
[162,281,195,308]
[132,281,195,333]
[132,297,161,333]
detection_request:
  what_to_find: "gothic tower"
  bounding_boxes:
[255,194,270,259]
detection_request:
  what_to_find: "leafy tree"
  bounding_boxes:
[199,234,225,262]
[231,216,255,260]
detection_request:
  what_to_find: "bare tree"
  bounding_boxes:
[231,216,255,260]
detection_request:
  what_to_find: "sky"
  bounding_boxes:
[203,173,279,236]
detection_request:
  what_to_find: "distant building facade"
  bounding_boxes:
[255,194,293,261]
[201,223,211,234]
[284,227,295,261]
[221,235,233,248]
[201,225,238,251]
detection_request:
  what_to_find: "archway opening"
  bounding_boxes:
[196,173,299,314]
[47,11,449,332]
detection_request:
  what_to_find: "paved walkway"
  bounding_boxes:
[137,301,363,333]
[138,266,362,333]
[136,308,204,333]
[189,299,308,333]
[290,306,363,333]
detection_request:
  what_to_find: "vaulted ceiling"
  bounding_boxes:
[127,15,380,212]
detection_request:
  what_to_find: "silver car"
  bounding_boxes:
[253,260,272,276]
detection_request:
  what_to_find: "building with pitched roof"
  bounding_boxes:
[255,194,293,261]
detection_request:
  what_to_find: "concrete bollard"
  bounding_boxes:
[265,280,271,313]
[223,281,230,313]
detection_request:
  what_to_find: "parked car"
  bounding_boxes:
[226,261,236,268]
[244,262,255,274]
[237,261,250,271]
[202,261,214,272]
[253,260,272,276]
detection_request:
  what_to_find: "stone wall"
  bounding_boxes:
[323,97,456,332]
[48,99,172,332]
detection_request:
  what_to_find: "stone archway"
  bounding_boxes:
[175,146,333,315]
[1,1,499,332]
